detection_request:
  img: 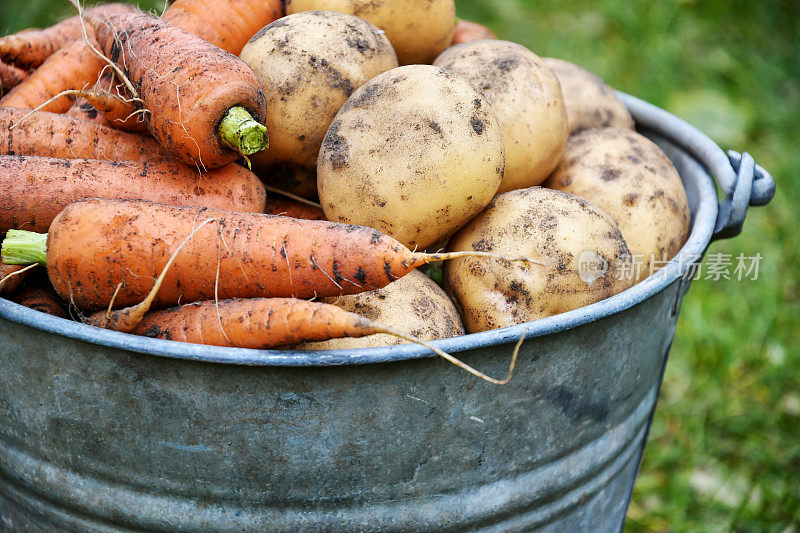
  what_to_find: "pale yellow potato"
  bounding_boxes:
[299,270,464,349]
[444,187,635,333]
[286,0,455,65]
[240,11,398,172]
[544,128,691,282]
[317,64,505,250]
[434,40,568,192]
[542,57,634,133]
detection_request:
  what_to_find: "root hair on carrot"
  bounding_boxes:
[10,89,87,129]
[261,185,323,209]
[309,253,342,291]
[99,282,124,323]
[374,326,527,385]
[0,263,36,291]
[69,0,142,105]
[90,217,216,332]
[418,250,546,268]
[214,224,233,346]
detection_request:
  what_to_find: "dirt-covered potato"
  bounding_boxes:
[317,64,505,250]
[240,11,398,172]
[444,187,634,333]
[544,128,690,282]
[542,57,634,133]
[299,270,464,349]
[286,0,455,65]
[434,40,568,192]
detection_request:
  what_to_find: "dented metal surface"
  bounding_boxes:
[0,95,774,531]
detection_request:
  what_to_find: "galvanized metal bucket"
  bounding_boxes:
[0,94,775,532]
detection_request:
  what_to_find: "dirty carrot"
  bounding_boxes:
[1,107,165,161]
[86,216,216,333]
[0,61,29,96]
[128,298,523,385]
[0,157,266,232]
[163,0,283,56]
[79,89,148,133]
[0,3,135,68]
[66,69,148,133]
[13,283,68,318]
[1,198,540,311]
[92,10,269,168]
[0,32,106,113]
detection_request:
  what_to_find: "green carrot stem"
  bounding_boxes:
[218,106,269,157]
[1,230,48,266]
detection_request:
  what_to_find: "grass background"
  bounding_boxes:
[2,0,798,530]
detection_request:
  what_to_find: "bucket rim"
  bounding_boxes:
[0,93,723,367]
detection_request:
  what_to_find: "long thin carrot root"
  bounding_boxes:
[66,98,113,127]
[0,157,266,233]
[83,89,149,133]
[66,67,148,132]
[373,325,526,385]
[0,263,37,295]
[414,251,545,268]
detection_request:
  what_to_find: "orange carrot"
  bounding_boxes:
[0,61,29,96]
[163,0,283,56]
[451,20,497,45]
[66,69,148,133]
[265,196,326,221]
[0,156,266,232]
[127,297,524,385]
[68,69,147,133]
[1,106,165,161]
[1,198,535,311]
[92,10,269,168]
[12,283,68,318]
[130,298,394,348]
[79,89,148,133]
[0,3,135,68]
[0,31,106,113]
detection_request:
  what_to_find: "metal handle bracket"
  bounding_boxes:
[712,150,775,241]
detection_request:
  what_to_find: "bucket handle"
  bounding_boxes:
[712,150,775,240]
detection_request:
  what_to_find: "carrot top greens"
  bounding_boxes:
[1,229,47,266]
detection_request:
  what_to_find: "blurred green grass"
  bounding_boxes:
[3,1,799,530]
